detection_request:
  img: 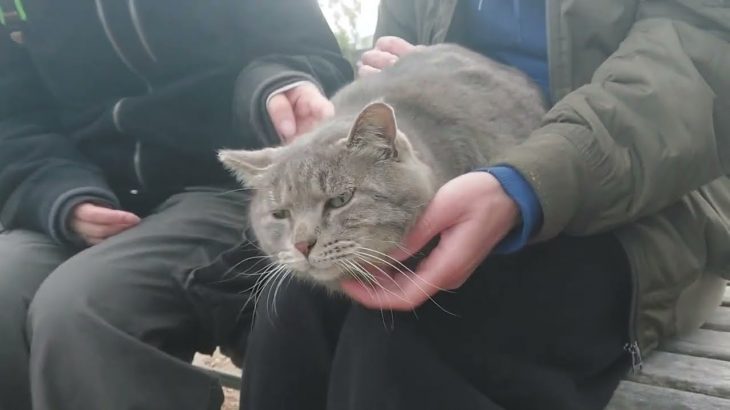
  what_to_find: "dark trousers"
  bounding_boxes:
[0,188,251,410]
[242,234,632,410]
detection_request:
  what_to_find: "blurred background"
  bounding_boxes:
[318,0,381,63]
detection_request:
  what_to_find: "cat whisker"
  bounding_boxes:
[260,264,290,324]
[236,263,279,330]
[239,238,266,254]
[240,262,288,328]
[343,259,397,330]
[351,256,414,307]
[354,249,457,317]
[355,247,455,295]
[353,257,414,323]
[343,260,390,330]
[215,186,258,196]
[338,261,377,300]
[271,268,293,317]
[218,255,272,281]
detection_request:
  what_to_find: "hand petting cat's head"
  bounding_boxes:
[219,102,435,289]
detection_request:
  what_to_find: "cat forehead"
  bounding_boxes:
[259,158,353,203]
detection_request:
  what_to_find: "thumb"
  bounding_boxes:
[267,93,296,140]
[390,192,462,261]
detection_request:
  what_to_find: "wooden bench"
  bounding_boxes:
[197,285,730,409]
[608,285,730,409]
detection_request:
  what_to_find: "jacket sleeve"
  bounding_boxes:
[492,1,730,241]
[374,0,419,44]
[233,0,354,146]
[0,29,118,244]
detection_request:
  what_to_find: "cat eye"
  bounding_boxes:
[271,209,290,219]
[326,190,354,209]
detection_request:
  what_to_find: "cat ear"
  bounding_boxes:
[218,148,279,185]
[347,102,399,159]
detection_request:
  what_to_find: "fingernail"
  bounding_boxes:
[280,120,295,137]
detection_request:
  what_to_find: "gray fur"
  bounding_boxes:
[220,44,545,288]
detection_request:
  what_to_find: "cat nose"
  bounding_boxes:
[295,239,317,257]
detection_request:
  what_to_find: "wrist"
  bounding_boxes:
[474,166,543,254]
[51,189,119,246]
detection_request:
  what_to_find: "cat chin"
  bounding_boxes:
[302,268,344,284]
[292,271,346,294]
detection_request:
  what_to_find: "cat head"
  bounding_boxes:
[219,102,435,288]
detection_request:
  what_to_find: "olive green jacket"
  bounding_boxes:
[375,0,730,360]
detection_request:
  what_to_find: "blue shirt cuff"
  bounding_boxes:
[475,166,543,254]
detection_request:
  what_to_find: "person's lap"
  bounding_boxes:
[0,230,71,410]
[0,187,251,410]
[243,233,632,410]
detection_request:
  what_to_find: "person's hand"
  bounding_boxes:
[341,172,520,310]
[70,203,141,245]
[267,82,334,144]
[357,36,421,77]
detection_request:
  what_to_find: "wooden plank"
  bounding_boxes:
[626,351,730,398]
[723,287,730,307]
[660,329,730,362]
[198,365,242,390]
[607,381,730,410]
[192,353,242,390]
[703,307,730,332]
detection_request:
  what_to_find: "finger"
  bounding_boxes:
[293,93,312,120]
[375,36,417,57]
[266,93,296,140]
[398,217,496,293]
[294,116,318,137]
[71,220,133,239]
[388,192,464,262]
[360,49,399,71]
[310,95,334,120]
[84,236,106,246]
[341,278,385,308]
[341,269,437,311]
[350,221,489,310]
[357,64,381,78]
[75,204,141,225]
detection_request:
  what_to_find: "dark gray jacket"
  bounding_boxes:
[0,0,352,244]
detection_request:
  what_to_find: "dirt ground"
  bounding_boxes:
[193,351,240,410]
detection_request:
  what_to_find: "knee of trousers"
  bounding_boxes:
[26,258,135,344]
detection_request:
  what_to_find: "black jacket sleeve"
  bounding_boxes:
[232,0,354,146]
[0,29,118,243]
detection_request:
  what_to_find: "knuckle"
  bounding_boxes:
[361,49,378,64]
[376,36,393,50]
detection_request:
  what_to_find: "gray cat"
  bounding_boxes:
[220,44,545,290]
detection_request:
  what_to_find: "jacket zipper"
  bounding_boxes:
[625,253,643,373]
[625,340,643,373]
[95,0,151,90]
[544,0,642,370]
[133,141,147,190]
[99,0,151,191]
[112,98,147,190]
[128,0,158,63]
